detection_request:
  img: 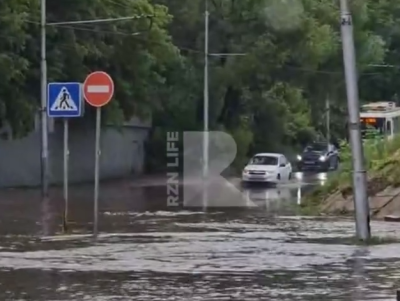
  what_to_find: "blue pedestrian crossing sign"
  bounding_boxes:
[47,82,83,117]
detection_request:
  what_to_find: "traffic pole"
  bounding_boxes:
[93,107,101,237]
[62,118,69,232]
[83,71,114,238]
[40,0,49,200]
[202,2,209,209]
[340,0,370,240]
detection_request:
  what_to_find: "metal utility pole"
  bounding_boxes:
[326,95,330,145]
[202,4,209,208]
[340,0,370,240]
[41,0,49,200]
[63,118,69,231]
[201,2,245,208]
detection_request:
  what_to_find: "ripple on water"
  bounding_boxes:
[1,217,400,300]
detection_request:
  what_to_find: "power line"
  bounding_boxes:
[282,65,381,75]
[21,19,204,54]
[38,24,395,75]
[108,0,139,10]
[0,17,394,75]
[48,15,153,26]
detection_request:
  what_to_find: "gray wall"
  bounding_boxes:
[0,121,149,188]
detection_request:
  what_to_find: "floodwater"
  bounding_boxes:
[0,172,399,300]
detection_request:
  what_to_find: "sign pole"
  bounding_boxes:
[82,71,114,238]
[93,107,101,237]
[63,118,69,231]
[47,81,83,234]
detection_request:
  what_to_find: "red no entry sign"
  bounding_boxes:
[83,71,114,107]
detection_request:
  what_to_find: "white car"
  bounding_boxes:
[242,153,292,184]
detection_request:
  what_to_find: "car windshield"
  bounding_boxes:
[305,143,326,152]
[250,155,278,166]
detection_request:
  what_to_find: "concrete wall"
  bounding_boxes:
[0,121,149,188]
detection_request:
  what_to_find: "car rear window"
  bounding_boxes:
[250,156,278,165]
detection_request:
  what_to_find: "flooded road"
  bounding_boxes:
[0,172,399,300]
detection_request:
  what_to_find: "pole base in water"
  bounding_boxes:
[62,210,69,233]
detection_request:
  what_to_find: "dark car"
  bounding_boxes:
[296,142,339,172]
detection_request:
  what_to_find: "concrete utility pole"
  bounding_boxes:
[339,0,370,240]
[202,2,209,208]
[40,0,49,201]
[202,1,246,208]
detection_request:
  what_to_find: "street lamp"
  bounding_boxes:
[202,2,246,208]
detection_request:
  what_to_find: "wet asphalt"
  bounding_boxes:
[0,172,400,300]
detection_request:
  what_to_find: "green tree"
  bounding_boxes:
[1,0,398,172]
[0,0,178,135]
[146,0,390,170]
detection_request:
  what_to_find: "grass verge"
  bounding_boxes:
[300,134,400,214]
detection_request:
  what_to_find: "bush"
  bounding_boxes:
[229,127,253,173]
[304,130,400,208]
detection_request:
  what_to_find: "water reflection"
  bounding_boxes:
[297,184,302,205]
[294,171,327,186]
[10,174,400,300]
[242,184,302,212]
[351,247,370,301]
[240,171,330,211]
[40,196,52,236]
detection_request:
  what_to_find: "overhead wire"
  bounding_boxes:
[45,23,391,76]
[20,17,205,54]
[0,13,393,76]
[41,22,390,76]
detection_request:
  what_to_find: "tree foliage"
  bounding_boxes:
[0,0,178,133]
[0,0,398,170]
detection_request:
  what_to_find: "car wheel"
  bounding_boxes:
[288,172,292,180]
